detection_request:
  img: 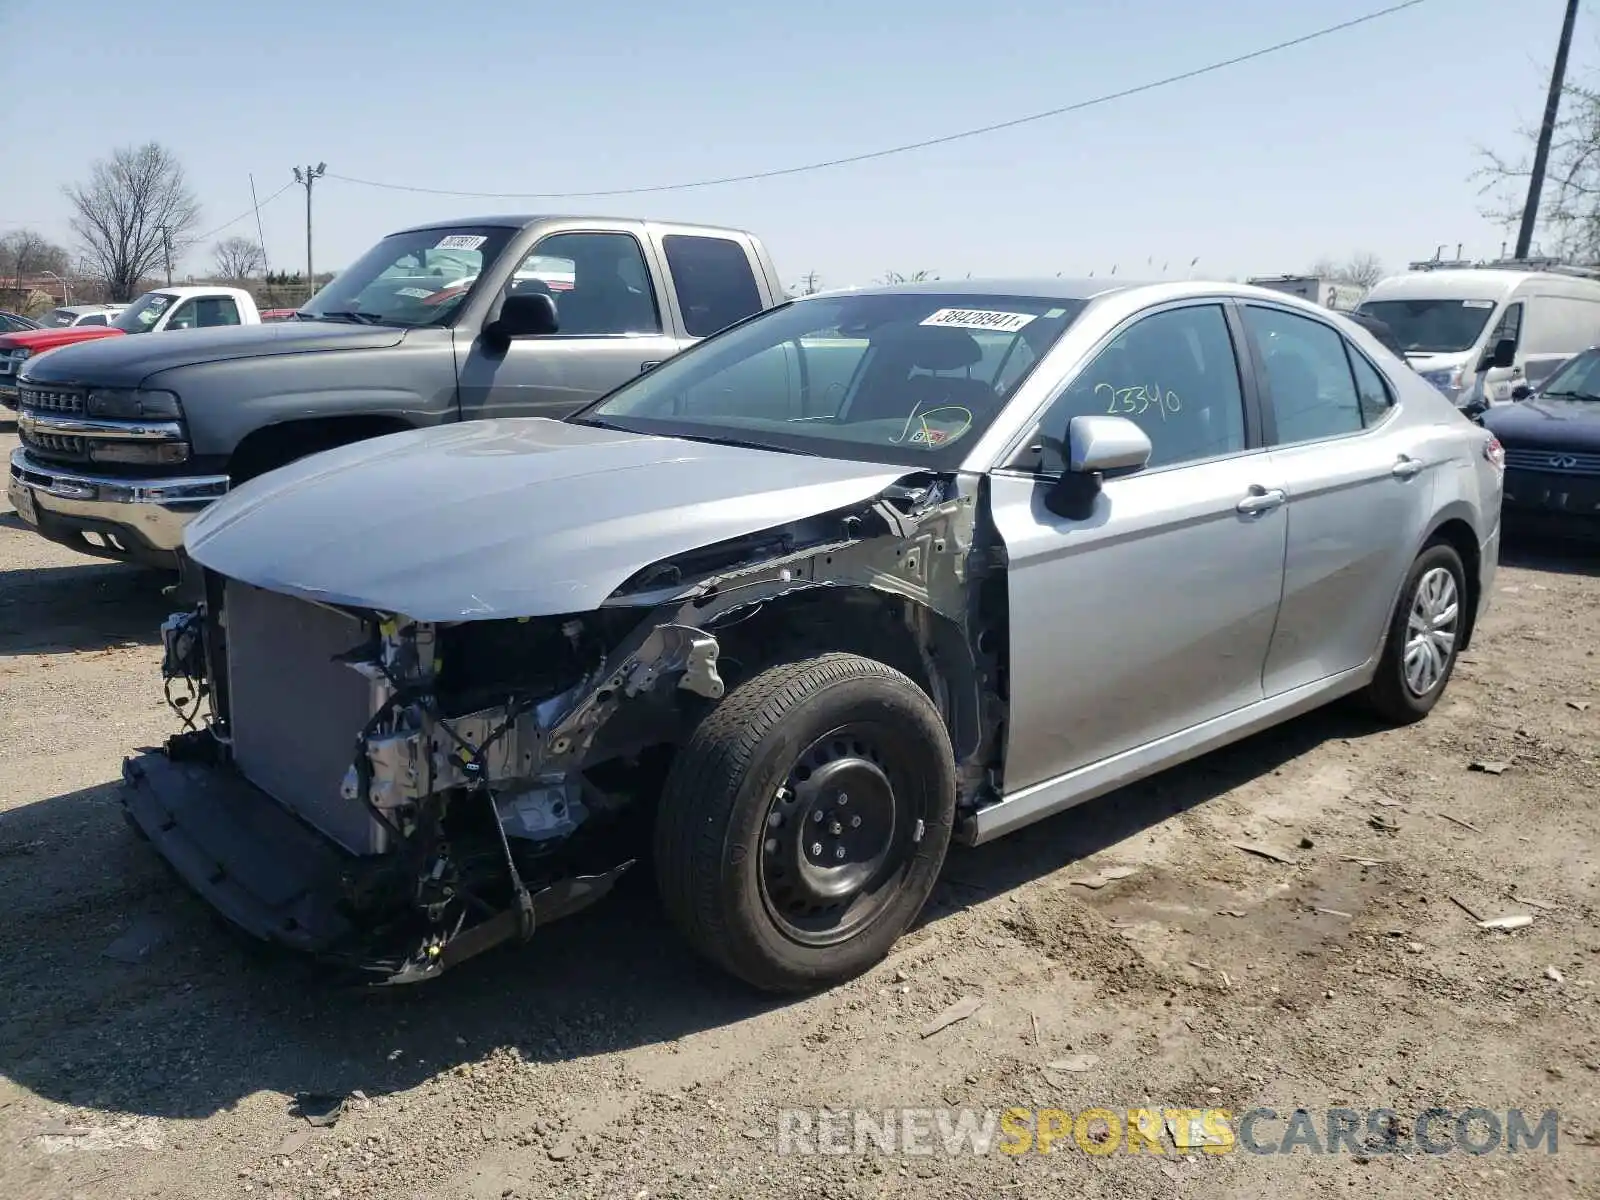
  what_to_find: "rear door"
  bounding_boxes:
[1242,303,1438,695]
[991,300,1288,792]
[456,229,682,421]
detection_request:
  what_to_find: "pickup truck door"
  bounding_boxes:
[455,230,682,422]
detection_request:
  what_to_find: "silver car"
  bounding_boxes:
[128,280,1504,991]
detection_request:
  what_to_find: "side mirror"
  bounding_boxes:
[483,291,559,345]
[1045,415,1152,520]
[1484,337,1517,371]
[1510,383,1533,402]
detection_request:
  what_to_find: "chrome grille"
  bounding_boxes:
[19,429,91,462]
[1503,447,1600,476]
[18,384,87,415]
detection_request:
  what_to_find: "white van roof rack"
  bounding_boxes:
[1404,256,1600,279]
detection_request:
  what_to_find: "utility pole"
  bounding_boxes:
[1516,0,1581,261]
[292,162,327,300]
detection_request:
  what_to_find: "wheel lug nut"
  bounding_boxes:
[834,846,846,860]
[812,810,824,823]
[768,813,782,828]
[829,821,843,835]
[810,842,822,857]
[764,838,778,854]
[837,793,849,806]
[850,815,862,828]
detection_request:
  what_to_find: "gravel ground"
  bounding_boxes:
[0,424,1596,1200]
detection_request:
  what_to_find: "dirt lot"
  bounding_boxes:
[1,424,1596,1200]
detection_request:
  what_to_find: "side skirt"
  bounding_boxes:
[960,661,1375,846]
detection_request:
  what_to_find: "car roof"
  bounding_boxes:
[797,278,1351,314]
[388,214,758,239]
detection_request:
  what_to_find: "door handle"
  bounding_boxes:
[640,360,663,373]
[1236,486,1285,515]
[1391,455,1425,480]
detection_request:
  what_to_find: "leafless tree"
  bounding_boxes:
[1475,67,1600,262]
[213,235,265,282]
[1309,252,1386,289]
[63,143,201,301]
[0,229,70,291]
[878,269,938,284]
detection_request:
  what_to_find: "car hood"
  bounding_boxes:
[17,321,406,387]
[1481,396,1600,452]
[186,418,913,621]
[0,327,121,353]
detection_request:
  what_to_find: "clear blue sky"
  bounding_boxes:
[0,0,1584,288]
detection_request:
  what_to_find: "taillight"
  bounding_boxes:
[1483,434,1505,471]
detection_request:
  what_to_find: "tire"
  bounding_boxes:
[1364,542,1468,724]
[654,652,956,993]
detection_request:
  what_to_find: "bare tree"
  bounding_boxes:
[1309,252,1386,289]
[64,143,201,301]
[213,235,265,282]
[1476,70,1600,262]
[878,269,939,284]
[0,229,70,291]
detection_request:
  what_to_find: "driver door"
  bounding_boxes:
[989,301,1287,792]
[456,231,682,421]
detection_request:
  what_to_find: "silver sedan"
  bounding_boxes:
[131,279,1505,992]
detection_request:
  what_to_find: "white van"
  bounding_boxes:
[1356,267,1600,407]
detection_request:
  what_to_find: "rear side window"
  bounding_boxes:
[1346,348,1394,426]
[1244,306,1364,444]
[79,314,107,326]
[662,234,764,337]
[195,297,242,327]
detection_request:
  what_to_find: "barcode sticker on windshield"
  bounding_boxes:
[1462,299,1495,308]
[921,308,1037,333]
[434,235,487,251]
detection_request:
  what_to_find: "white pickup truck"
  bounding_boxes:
[0,286,263,408]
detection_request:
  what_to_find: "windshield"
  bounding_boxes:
[112,292,178,333]
[299,225,518,327]
[45,309,78,328]
[576,292,1088,467]
[1538,349,1600,400]
[1356,298,1498,354]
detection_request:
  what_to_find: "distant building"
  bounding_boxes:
[1246,275,1366,311]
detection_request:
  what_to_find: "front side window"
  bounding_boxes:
[195,296,241,327]
[1355,298,1497,354]
[1487,301,1523,350]
[577,292,1086,467]
[113,292,178,333]
[662,234,764,337]
[526,232,662,336]
[1245,306,1364,444]
[1039,304,1247,470]
[79,314,107,326]
[301,225,518,327]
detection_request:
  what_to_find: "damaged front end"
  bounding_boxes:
[123,468,1005,983]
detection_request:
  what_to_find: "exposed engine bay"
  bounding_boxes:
[125,471,1007,984]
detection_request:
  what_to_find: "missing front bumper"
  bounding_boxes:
[120,749,632,984]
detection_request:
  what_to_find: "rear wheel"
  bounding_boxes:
[654,653,955,992]
[1364,542,1467,724]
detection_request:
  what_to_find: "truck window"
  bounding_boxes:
[195,297,242,327]
[78,314,107,326]
[662,234,764,337]
[1487,301,1522,350]
[522,232,661,336]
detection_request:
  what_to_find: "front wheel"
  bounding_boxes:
[1364,542,1467,724]
[654,653,956,993]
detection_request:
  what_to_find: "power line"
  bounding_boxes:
[326,0,1428,202]
[191,180,296,243]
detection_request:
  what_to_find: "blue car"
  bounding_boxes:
[1477,347,1600,538]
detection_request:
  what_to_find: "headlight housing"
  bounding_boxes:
[8,348,32,363]
[85,387,182,419]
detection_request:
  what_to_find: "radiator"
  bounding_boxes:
[225,580,390,855]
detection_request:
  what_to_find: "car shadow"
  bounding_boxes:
[1499,532,1599,578]
[0,560,173,656]
[0,703,1383,1121]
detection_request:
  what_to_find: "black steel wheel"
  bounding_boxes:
[655,653,956,992]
